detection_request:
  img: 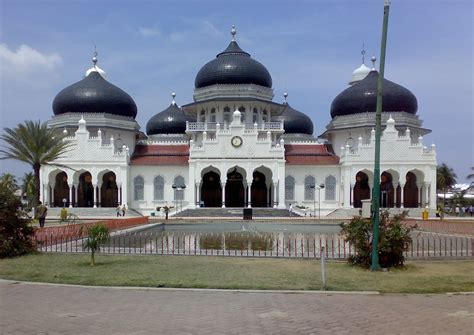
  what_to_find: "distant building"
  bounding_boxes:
[40,26,437,215]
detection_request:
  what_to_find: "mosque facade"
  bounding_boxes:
[40,27,437,216]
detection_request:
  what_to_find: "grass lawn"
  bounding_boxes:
[0,253,473,293]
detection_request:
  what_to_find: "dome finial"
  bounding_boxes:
[283,92,288,104]
[361,44,366,64]
[92,46,98,66]
[171,92,176,105]
[371,55,377,70]
[231,25,236,41]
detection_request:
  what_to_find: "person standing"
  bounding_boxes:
[36,201,48,228]
[121,204,126,217]
[289,203,293,217]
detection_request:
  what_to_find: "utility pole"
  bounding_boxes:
[371,0,391,271]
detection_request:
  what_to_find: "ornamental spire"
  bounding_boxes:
[361,44,366,64]
[92,46,98,67]
[231,25,236,41]
[171,92,176,105]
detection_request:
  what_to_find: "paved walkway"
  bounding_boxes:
[1,281,473,334]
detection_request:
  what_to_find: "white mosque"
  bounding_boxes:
[40,26,437,216]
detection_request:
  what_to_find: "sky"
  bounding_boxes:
[0,0,472,183]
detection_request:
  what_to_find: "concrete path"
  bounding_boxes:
[1,281,473,334]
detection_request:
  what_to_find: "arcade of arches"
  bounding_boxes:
[352,170,427,208]
[199,167,275,208]
[47,170,122,207]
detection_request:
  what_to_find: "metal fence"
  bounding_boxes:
[35,231,473,259]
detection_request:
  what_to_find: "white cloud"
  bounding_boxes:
[0,44,62,75]
[138,26,162,37]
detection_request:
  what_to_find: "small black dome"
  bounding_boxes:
[146,103,190,135]
[195,40,272,89]
[52,71,137,118]
[330,70,418,118]
[272,103,314,135]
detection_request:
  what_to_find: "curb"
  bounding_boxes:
[0,279,379,295]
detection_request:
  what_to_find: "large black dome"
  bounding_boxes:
[146,102,191,135]
[195,40,272,89]
[330,71,417,118]
[272,103,313,135]
[53,71,137,118]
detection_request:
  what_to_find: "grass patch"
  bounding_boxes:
[1,253,473,293]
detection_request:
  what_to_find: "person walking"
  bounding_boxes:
[121,204,126,217]
[36,201,48,228]
[116,204,121,217]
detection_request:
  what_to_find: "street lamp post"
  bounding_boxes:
[172,184,186,215]
[310,184,325,219]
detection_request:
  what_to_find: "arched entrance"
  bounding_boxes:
[101,172,118,207]
[53,171,69,207]
[225,168,245,207]
[353,171,370,208]
[404,172,418,208]
[380,171,394,208]
[201,171,222,207]
[251,171,267,207]
[78,172,94,207]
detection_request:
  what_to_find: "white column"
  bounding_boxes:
[42,184,48,205]
[195,182,201,208]
[121,169,129,206]
[400,183,405,208]
[69,185,73,208]
[98,184,102,207]
[93,184,97,208]
[247,178,253,208]
[51,183,55,207]
[273,182,278,208]
[221,181,226,208]
[392,182,398,207]
[424,182,430,207]
[416,182,422,208]
[278,180,285,209]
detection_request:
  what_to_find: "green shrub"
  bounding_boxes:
[340,210,416,268]
[0,183,36,258]
[60,208,68,222]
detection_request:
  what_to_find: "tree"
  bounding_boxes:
[436,163,457,206]
[467,167,474,181]
[0,173,18,193]
[0,182,36,258]
[22,172,36,207]
[0,120,73,206]
[83,224,110,266]
[340,211,415,268]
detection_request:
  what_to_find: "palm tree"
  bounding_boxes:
[437,163,457,207]
[0,173,18,192]
[467,167,474,181]
[0,120,73,206]
[83,224,110,266]
[22,172,36,207]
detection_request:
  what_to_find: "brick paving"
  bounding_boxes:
[0,281,473,334]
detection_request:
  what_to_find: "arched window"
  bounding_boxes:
[224,107,231,123]
[200,110,206,122]
[253,108,258,123]
[285,176,295,200]
[210,108,216,122]
[304,176,315,200]
[154,176,164,200]
[325,175,336,201]
[262,110,268,122]
[173,175,185,200]
[134,176,144,201]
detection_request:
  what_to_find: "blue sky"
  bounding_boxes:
[0,0,472,182]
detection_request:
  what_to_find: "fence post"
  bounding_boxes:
[321,246,327,290]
